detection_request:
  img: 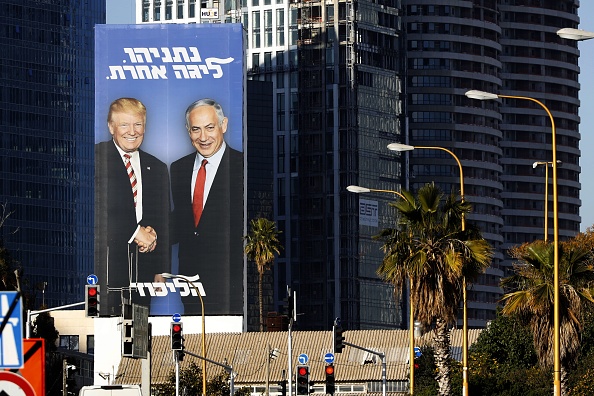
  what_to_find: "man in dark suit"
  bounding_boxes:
[95,98,170,316]
[171,98,243,315]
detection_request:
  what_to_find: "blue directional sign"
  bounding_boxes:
[87,274,98,285]
[298,353,309,365]
[0,292,24,369]
[324,352,335,364]
[172,313,182,323]
[414,347,422,358]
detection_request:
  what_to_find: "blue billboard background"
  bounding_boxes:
[95,24,245,316]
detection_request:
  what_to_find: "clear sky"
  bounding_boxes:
[106,0,135,24]
[576,2,594,231]
[104,1,594,231]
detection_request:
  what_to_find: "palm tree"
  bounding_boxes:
[244,218,283,332]
[376,183,493,396]
[501,239,594,394]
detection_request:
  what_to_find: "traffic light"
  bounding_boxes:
[85,285,100,317]
[325,364,335,395]
[333,324,345,353]
[277,380,287,396]
[170,322,184,350]
[122,319,134,357]
[296,365,309,395]
[282,287,295,321]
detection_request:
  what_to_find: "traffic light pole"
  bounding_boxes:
[182,349,235,396]
[25,301,85,338]
[343,341,386,396]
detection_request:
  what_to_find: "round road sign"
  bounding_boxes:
[298,353,309,365]
[0,372,36,396]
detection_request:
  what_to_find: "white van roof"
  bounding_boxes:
[79,385,142,396]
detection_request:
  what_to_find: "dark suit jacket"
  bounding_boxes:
[95,141,170,316]
[170,145,243,315]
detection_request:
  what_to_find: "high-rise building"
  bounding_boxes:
[133,0,584,331]
[133,0,406,331]
[0,1,105,307]
[403,0,581,327]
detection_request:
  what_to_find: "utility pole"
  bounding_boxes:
[62,359,67,396]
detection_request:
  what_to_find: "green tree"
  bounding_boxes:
[376,183,493,396]
[32,310,59,352]
[153,363,251,396]
[244,218,283,332]
[501,239,594,394]
[465,310,550,396]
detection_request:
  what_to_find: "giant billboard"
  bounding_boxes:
[94,24,245,317]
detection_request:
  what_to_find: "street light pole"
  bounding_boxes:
[162,273,207,396]
[465,89,560,395]
[347,184,414,394]
[387,142,469,396]
[533,161,561,241]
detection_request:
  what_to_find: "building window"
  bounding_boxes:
[276,8,285,46]
[264,10,273,47]
[60,335,79,351]
[87,335,95,355]
[252,11,261,48]
[189,0,196,17]
[143,4,150,21]
[289,9,298,45]
[178,0,184,19]
[154,1,162,21]
[166,0,173,19]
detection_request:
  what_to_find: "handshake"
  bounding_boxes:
[134,225,157,253]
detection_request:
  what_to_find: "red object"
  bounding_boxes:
[192,159,208,226]
[325,365,334,375]
[298,366,308,376]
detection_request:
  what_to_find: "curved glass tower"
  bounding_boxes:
[403,0,580,327]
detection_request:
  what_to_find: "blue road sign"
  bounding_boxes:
[87,274,98,285]
[298,353,309,365]
[324,352,335,364]
[414,347,422,358]
[172,313,182,323]
[0,292,23,369]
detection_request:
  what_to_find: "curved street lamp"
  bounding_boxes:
[465,89,560,396]
[347,185,413,394]
[162,273,207,396]
[347,185,406,200]
[557,28,594,41]
[387,142,470,396]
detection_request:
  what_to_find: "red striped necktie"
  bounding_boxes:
[123,153,138,207]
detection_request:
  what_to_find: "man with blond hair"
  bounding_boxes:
[95,97,170,316]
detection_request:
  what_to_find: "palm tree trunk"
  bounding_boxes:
[434,318,452,396]
[259,271,264,332]
[560,365,568,396]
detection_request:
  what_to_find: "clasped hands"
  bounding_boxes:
[135,225,157,253]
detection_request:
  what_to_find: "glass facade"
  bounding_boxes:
[0,0,105,308]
